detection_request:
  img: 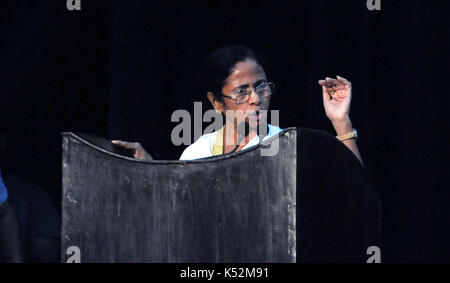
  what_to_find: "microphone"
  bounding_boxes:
[229,122,250,154]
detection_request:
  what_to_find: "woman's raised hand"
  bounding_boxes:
[318,75,352,122]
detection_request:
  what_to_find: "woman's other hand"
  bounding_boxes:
[111,140,152,160]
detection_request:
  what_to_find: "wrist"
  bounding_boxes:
[330,116,353,136]
[329,114,350,122]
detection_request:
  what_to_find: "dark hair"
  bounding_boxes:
[201,45,267,101]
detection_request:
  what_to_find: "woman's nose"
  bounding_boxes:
[247,89,261,105]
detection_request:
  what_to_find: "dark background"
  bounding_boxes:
[0,0,448,262]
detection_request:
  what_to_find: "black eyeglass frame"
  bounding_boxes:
[219,82,276,105]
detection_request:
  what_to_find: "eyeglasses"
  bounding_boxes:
[220,82,275,104]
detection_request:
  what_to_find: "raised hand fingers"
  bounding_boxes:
[317,77,343,89]
[325,77,342,86]
[330,84,347,91]
[321,85,332,100]
[318,80,336,98]
[337,75,351,86]
[319,76,350,87]
[319,76,351,97]
[318,79,334,88]
[319,81,339,99]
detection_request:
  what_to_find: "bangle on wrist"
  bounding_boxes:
[336,128,358,141]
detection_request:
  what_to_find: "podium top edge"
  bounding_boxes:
[61,127,297,165]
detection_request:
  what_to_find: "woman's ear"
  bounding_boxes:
[207,92,223,114]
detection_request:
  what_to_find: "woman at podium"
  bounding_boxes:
[113,45,363,164]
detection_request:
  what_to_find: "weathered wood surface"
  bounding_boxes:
[61,129,297,263]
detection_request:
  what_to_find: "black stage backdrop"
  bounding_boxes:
[0,0,448,262]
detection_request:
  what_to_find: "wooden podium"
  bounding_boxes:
[61,128,381,262]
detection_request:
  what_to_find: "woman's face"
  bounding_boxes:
[217,59,270,128]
